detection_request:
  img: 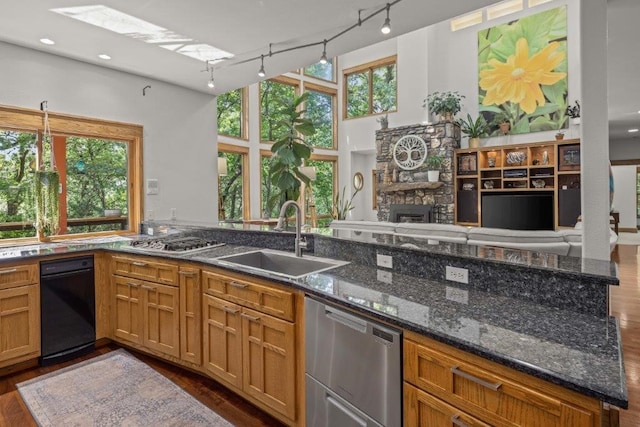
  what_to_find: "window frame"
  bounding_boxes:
[0,104,143,244]
[218,142,250,220]
[259,76,301,144]
[302,82,338,150]
[303,57,338,83]
[342,55,398,120]
[217,87,249,141]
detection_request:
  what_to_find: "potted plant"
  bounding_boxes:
[376,113,389,130]
[425,154,443,182]
[266,92,316,217]
[555,130,565,140]
[458,114,488,148]
[566,100,581,124]
[423,91,464,121]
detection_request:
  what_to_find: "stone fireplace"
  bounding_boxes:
[376,122,460,223]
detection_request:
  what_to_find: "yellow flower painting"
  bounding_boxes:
[478,7,568,135]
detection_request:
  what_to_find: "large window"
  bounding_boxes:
[0,105,142,242]
[306,156,337,227]
[260,78,299,142]
[0,130,37,239]
[344,56,397,119]
[304,58,336,82]
[217,87,248,139]
[305,84,336,149]
[218,144,249,221]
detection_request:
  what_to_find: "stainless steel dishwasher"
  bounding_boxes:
[305,297,402,427]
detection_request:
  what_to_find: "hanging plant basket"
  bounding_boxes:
[34,170,60,237]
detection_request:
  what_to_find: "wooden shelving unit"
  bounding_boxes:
[454,139,581,229]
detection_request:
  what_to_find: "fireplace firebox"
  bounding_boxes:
[389,204,432,223]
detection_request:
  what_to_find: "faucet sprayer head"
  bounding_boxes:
[274,217,285,231]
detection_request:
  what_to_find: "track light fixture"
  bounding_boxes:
[204,61,215,88]
[381,3,391,34]
[320,40,328,64]
[209,1,401,86]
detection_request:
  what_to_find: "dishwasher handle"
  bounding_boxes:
[40,268,94,280]
[325,306,367,333]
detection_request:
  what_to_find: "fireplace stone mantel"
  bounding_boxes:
[375,121,460,223]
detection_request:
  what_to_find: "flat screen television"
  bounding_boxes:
[481,192,554,230]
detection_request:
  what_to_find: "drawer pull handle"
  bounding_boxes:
[451,366,502,391]
[240,313,261,322]
[179,271,196,277]
[126,282,138,287]
[141,285,156,291]
[451,415,469,427]
[132,262,147,267]
[0,268,18,275]
[222,306,239,314]
[229,281,248,289]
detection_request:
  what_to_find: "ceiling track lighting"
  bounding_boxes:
[258,55,266,78]
[381,3,392,35]
[204,60,215,89]
[210,0,401,87]
[320,40,328,64]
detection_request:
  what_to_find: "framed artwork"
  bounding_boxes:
[478,7,568,136]
[558,144,580,171]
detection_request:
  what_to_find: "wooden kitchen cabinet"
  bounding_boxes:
[141,281,180,358]
[203,293,242,388]
[111,255,178,285]
[0,262,40,367]
[404,331,601,427]
[179,265,201,365]
[111,275,142,345]
[201,267,300,425]
[404,382,490,427]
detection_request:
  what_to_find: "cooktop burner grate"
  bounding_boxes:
[129,236,225,253]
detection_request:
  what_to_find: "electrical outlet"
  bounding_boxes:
[376,253,393,269]
[147,210,154,220]
[446,286,469,304]
[377,269,393,284]
[146,227,154,236]
[446,266,468,284]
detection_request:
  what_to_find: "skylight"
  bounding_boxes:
[50,5,233,62]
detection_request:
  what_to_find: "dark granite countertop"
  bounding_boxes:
[0,231,627,408]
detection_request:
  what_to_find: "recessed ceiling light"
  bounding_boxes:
[40,38,55,45]
[629,129,639,133]
[98,54,111,60]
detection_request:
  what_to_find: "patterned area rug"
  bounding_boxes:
[17,349,233,427]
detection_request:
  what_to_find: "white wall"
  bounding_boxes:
[426,0,581,148]
[611,165,637,230]
[0,41,218,224]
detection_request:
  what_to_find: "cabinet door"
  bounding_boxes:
[0,284,40,364]
[404,383,490,427]
[241,306,296,420]
[141,282,180,358]
[111,275,142,344]
[202,293,242,388]
[179,266,201,365]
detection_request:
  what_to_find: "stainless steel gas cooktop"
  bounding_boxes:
[129,236,225,253]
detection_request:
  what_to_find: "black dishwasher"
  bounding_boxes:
[40,256,95,366]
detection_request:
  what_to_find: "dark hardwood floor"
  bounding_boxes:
[1,246,639,426]
[0,343,285,427]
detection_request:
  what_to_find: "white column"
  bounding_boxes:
[580,0,610,260]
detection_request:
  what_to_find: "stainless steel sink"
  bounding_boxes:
[215,250,349,279]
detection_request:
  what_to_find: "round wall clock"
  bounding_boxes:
[393,135,427,170]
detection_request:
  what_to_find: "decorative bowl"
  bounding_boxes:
[506,151,527,165]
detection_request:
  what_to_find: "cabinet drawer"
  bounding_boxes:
[404,382,490,427]
[404,337,599,427]
[202,270,294,321]
[112,255,178,286]
[0,264,38,290]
